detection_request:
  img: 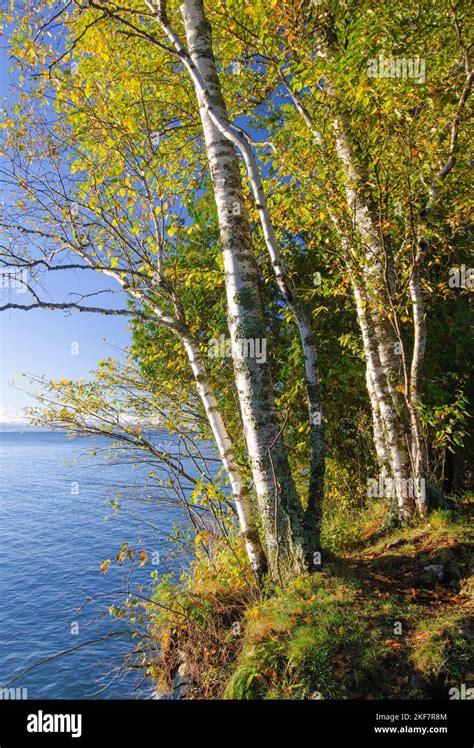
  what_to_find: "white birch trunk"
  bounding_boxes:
[175,0,308,581]
[280,74,412,517]
[409,243,428,515]
[73,240,267,572]
[330,109,415,517]
[351,276,414,517]
[181,337,268,572]
[147,0,324,552]
[366,365,389,472]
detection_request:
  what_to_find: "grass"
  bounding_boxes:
[145,534,259,699]
[409,610,473,680]
[225,573,396,699]
[145,506,473,699]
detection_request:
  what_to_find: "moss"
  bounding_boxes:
[234,286,257,314]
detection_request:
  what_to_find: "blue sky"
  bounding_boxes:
[0,41,131,424]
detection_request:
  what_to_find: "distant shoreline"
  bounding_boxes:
[0,426,65,433]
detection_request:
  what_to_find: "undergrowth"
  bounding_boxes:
[144,505,473,699]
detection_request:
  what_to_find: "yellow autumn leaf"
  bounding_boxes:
[139,551,148,567]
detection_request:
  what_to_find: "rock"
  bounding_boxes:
[410,674,426,690]
[423,564,445,580]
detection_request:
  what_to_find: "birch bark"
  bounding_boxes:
[70,238,267,573]
[181,337,267,574]
[146,0,324,553]
[170,0,308,581]
[328,101,416,517]
[279,75,411,512]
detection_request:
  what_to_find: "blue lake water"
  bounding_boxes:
[0,431,191,699]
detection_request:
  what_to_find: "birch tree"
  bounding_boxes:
[0,8,268,573]
[0,0,326,583]
[0,0,470,587]
[216,0,471,519]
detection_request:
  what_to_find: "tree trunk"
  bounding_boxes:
[279,72,417,519]
[408,246,427,515]
[177,0,308,582]
[181,336,267,575]
[330,106,416,517]
[149,0,324,561]
[74,245,269,575]
[350,276,414,517]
